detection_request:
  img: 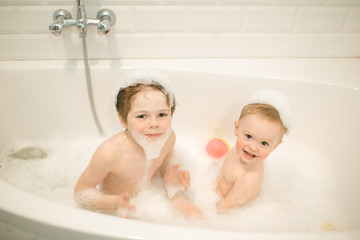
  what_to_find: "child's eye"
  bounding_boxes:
[159,113,168,117]
[245,134,252,139]
[137,115,146,119]
[261,141,269,146]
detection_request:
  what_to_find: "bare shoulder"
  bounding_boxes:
[217,148,239,184]
[221,148,240,173]
[91,132,126,166]
[237,165,264,191]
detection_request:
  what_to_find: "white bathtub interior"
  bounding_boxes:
[0,59,360,240]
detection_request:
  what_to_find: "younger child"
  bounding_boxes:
[74,69,203,219]
[216,90,291,213]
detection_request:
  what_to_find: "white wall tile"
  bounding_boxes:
[163,0,218,4]
[221,0,274,5]
[268,33,315,56]
[135,6,189,32]
[275,0,323,6]
[243,7,296,32]
[190,6,243,32]
[214,33,268,57]
[295,7,347,32]
[0,0,45,6]
[161,33,214,57]
[96,33,162,58]
[0,34,51,59]
[1,2,360,59]
[101,0,160,5]
[344,8,360,32]
[18,6,55,33]
[326,0,360,7]
[0,7,18,34]
[48,30,83,58]
[314,33,360,57]
[44,0,75,5]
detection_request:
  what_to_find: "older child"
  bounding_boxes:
[74,69,203,219]
[216,90,291,213]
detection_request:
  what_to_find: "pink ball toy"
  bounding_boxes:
[206,138,229,158]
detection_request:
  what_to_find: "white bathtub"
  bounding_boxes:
[0,59,360,239]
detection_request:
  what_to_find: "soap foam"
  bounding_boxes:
[0,133,346,231]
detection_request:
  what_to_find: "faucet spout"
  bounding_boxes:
[49,9,73,37]
[98,17,111,34]
[96,9,116,35]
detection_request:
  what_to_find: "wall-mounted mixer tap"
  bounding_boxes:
[49,4,116,37]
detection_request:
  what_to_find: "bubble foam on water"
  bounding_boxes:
[0,133,347,231]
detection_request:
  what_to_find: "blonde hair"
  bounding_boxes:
[240,103,287,135]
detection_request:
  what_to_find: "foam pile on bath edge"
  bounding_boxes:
[250,89,292,132]
[115,68,175,106]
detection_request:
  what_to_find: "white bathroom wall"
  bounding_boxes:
[0,0,360,59]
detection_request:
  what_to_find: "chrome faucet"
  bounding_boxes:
[49,0,116,36]
[48,9,75,37]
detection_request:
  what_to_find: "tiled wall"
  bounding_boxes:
[0,0,360,60]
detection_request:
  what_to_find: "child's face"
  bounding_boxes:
[124,88,172,140]
[234,114,283,164]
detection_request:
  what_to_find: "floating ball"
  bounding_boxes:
[206,138,229,158]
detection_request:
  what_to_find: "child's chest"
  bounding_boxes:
[112,155,164,181]
[223,157,245,183]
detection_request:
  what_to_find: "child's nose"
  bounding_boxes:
[248,142,258,152]
[149,117,159,128]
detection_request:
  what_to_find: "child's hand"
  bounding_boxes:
[163,164,190,191]
[117,191,135,218]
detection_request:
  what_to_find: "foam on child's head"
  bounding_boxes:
[249,89,292,133]
[115,68,175,106]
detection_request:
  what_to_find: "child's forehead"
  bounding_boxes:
[131,87,169,107]
[240,114,284,138]
[241,113,264,121]
[241,112,278,123]
[239,114,279,131]
[133,87,167,100]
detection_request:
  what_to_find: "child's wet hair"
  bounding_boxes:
[116,83,176,124]
[240,103,288,135]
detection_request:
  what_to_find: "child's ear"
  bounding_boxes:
[117,112,128,129]
[233,120,239,136]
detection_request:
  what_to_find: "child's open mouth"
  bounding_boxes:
[243,149,256,159]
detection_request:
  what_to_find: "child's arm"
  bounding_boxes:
[160,144,203,219]
[74,147,134,216]
[216,173,262,213]
[162,164,190,196]
[170,192,203,220]
[159,138,190,198]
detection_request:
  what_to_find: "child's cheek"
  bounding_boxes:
[161,118,172,129]
[131,121,147,133]
[235,138,244,150]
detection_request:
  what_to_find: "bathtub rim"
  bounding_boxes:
[0,58,359,90]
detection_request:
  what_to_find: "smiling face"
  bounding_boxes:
[119,87,172,160]
[124,87,172,138]
[234,114,283,164]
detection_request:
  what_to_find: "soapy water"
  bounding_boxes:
[0,132,347,232]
